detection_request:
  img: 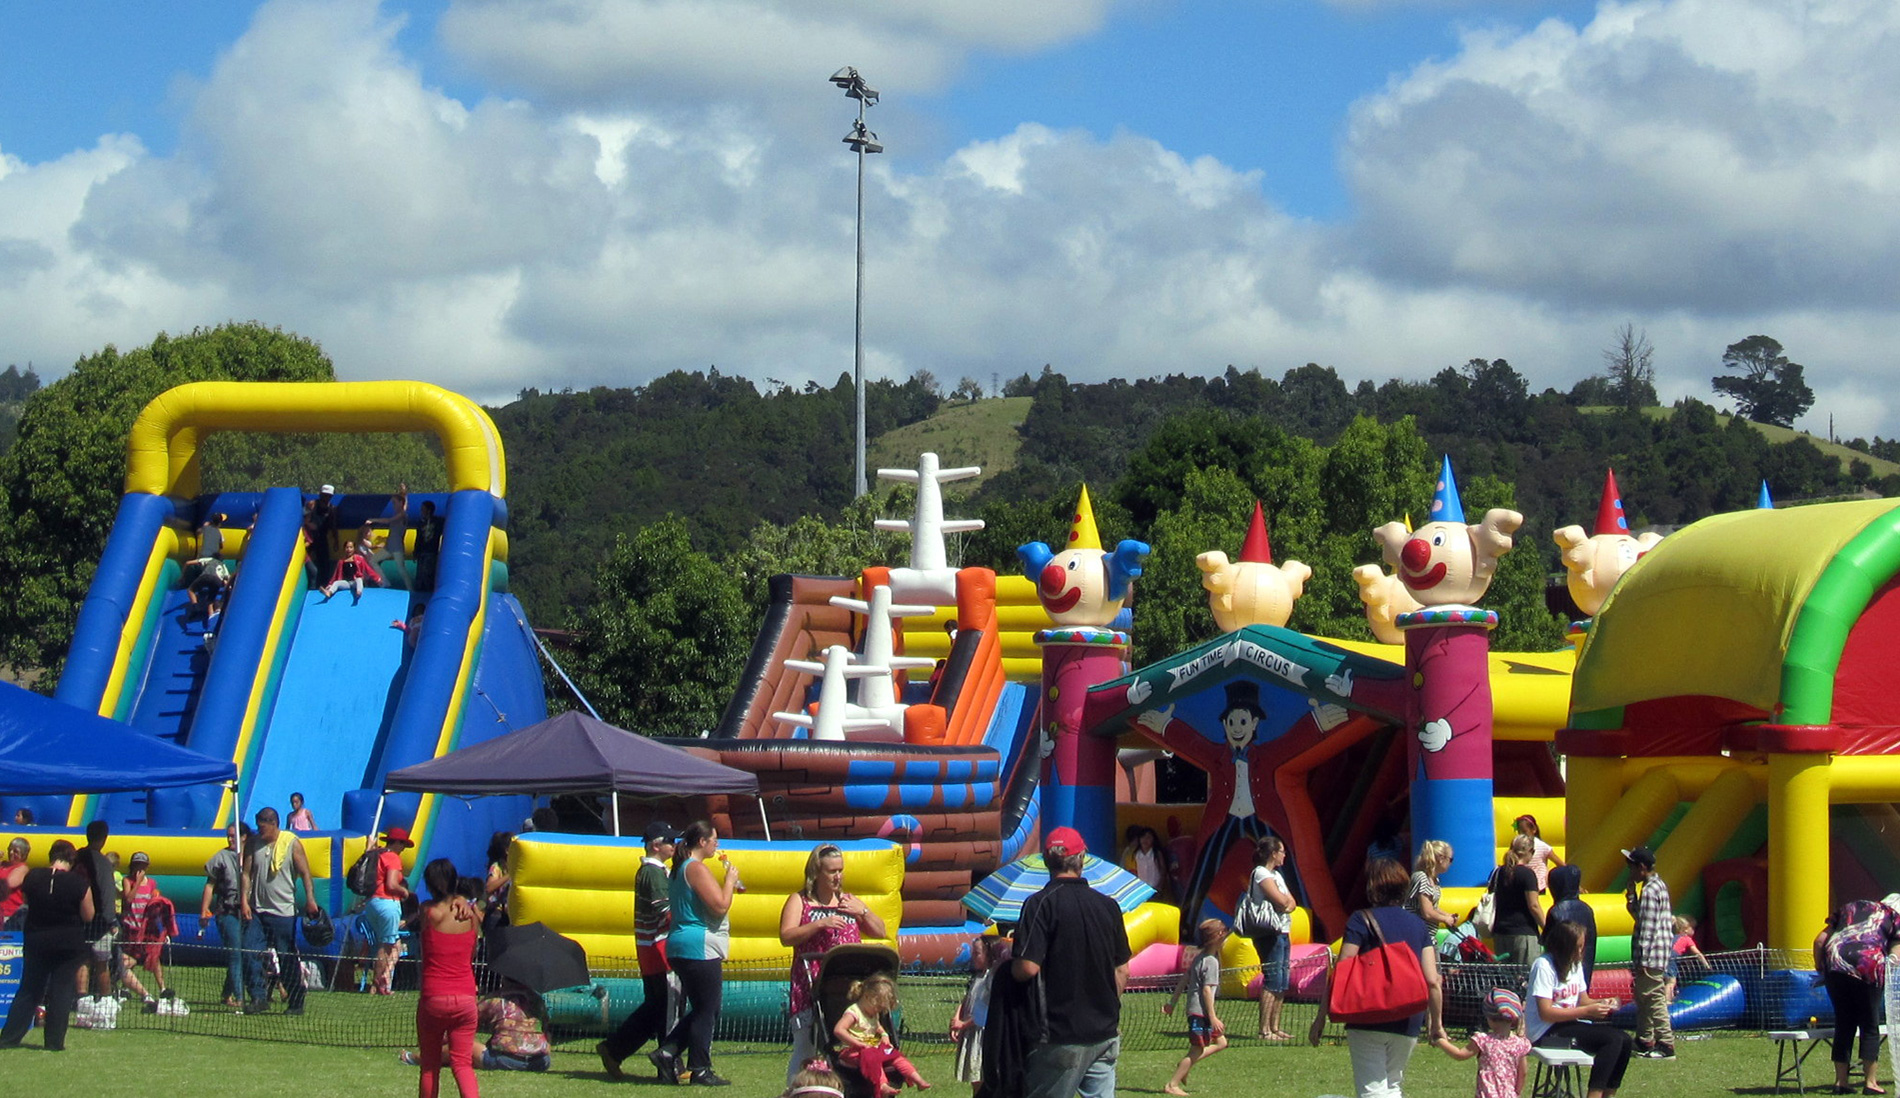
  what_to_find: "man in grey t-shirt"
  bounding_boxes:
[200,823,249,1005]
[241,807,318,1015]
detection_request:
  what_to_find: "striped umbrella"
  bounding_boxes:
[963,853,1156,923]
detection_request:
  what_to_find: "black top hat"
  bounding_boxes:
[1222,680,1265,717]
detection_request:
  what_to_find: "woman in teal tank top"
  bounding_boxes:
[663,820,738,1086]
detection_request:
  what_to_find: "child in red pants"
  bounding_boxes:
[833,976,930,1097]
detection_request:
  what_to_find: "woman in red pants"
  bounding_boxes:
[416,858,481,1097]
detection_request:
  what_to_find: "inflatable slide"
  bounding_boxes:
[0,381,546,880]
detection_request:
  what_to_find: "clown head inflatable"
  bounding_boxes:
[1370,457,1521,608]
[1018,485,1150,627]
[1197,502,1312,631]
[1553,469,1662,617]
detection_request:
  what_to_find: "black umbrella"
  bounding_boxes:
[487,921,590,993]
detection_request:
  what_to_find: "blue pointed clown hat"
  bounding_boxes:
[1430,455,1465,524]
[1758,480,1774,509]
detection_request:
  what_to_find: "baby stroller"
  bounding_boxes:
[1437,920,1502,1031]
[816,943,906,1098]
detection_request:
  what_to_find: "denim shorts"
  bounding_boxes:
[1251,930,1291,995]
[363,897,404,946]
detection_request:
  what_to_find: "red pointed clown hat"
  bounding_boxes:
[1239,502,1272,563]
[1595,469,1631,536]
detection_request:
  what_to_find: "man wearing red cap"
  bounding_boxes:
[1008,827,1132,1098]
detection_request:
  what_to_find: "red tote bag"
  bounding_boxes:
[1327,908,1429,1025]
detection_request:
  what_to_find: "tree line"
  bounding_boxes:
[0,323,1881,737]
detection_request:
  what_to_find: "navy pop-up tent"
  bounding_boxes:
[0,680,238,795]
[382,710,762,836]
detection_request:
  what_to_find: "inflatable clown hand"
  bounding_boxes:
[1419,717,1453,752]
[1352,563,1419,645]
[1135,705,1174,735]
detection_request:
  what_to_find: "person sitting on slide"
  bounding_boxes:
[321,529,385,603]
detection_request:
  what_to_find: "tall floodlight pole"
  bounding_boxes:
[831,67,881,498]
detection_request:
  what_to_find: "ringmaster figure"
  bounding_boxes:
[1138,680,1293,921]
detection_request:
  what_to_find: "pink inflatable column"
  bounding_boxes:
[1036,626,1128,859]
[1400,607,1497,889]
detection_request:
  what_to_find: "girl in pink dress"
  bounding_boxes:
[1433,988,1532,1098]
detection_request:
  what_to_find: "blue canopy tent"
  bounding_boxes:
[0,680,237,798]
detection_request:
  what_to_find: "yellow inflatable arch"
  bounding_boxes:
[124,380,506,500]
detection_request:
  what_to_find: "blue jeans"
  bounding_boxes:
[215,913,245,1001]
[244,912,306,1009]
[1024,1035,1119,1098]
[481,1049,551,1071]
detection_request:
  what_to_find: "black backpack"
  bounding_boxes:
[346,845,385,897]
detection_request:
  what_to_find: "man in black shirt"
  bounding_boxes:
[1010,826,1132,1098]
[72,820,118,999]
[412,499,445,590]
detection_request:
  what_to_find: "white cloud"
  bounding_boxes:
[77,0,611,293]
[1338,0,1900,430]
[1344,0,1900,313]
[435,0,1120,111]
[0,0,1894,441]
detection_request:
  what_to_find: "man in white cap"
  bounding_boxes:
[1622,845,1674,1060]
[307,484,339,582]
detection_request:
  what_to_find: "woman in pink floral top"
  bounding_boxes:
[778,844,888,1085]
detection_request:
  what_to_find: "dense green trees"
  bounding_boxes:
[0,325,1877,711]
[491,369,940,621]
[0,365,43,455]
[565,518,751,735]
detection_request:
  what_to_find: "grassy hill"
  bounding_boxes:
[871,397,1898,504]
[1583,406,1900,480]
[1719,416,1900,480]
[867,396,1031,493]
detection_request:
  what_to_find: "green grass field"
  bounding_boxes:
[0,1024,1806,1097]
[0,959,1826,1095]
[867,397,1032,494]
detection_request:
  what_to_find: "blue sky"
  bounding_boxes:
[1,1,1896,436]
[6,2,1596,217]
[922,0,1599,219]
